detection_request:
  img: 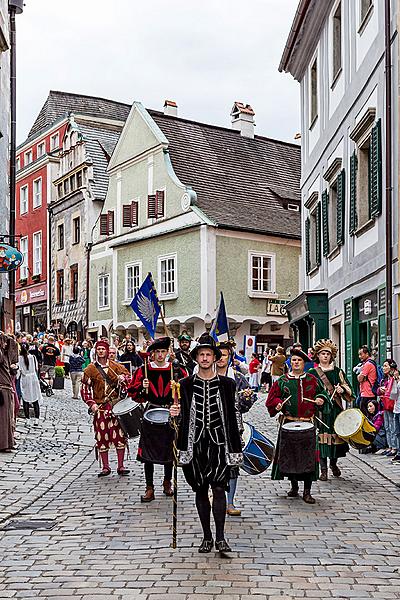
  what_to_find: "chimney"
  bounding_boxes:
[230,102,255,138]
[164,100,178,117]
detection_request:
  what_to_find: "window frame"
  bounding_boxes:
[24,149,33,165]
[37,141,46,158]
[125,261,142,302]
[57,223,65,251]
[32,230,42,276]
[56,269,64,304]
[20,236,29,280]
[247,251,276,298]
[50,132,60,151]
[98,274,110,310]
[309,54,318,128]
[331,1,342,86]
[359,0,374,33]
[70,264,79,302]
[158,253,178,300]
[20,185,28,215]
[33,177,42,209]
[72,216,81,245]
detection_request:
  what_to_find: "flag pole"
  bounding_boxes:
[170,367,180,549]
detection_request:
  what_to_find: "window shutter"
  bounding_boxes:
[305,217,311,274]
[315,202,321,266]
[156,190,165,217]
[369,119,382,218]
[336,169,345,246]
[321,190,330,257]
[148,194,157,218]
[349,151,358,234]
[100,214,108,235]
[122,205,131,227]
[107,211,114,235]
[131,201,138,226]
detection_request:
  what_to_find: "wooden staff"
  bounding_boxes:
[170,362,181,549]
[144,356,149,395]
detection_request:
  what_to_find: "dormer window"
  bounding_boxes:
[287,203,300,212]
[25,150,33,165]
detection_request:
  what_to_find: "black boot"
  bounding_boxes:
[287,480,299,497]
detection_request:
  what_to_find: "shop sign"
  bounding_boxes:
[344,301,352,322]
[0,243,23,272]
[358,291,378,322]
[23,306,30,315]
[266,299,288,316]
[20,290,28,304]
[16,284,47,307]
[378,288,386,312]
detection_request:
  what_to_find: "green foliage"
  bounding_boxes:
[54,366,65,378]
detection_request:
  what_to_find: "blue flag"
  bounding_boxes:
[130,272,161,338]
[210,292,229,342]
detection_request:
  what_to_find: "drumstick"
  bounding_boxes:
[314,415,329,429]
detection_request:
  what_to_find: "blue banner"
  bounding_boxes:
[210,292,229,342]
[130,272,161,338]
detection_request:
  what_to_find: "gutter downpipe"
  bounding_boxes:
[385,0,393,358]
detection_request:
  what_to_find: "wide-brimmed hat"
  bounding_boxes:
[313,339,338,361]
[290,347,310,363]
[147,336,171,353]
[190,332,222,360]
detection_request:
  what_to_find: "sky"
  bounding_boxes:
[16,0,300,144]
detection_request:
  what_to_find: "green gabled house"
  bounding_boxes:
[88,100,301,353]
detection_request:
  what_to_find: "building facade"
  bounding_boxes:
[88,101,301,352]
[280,0,398,377]
[0,1,10,330]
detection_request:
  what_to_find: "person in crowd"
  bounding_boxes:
[0,333,19,452]
[365,400,386,452]
[108,346,119,362]
[56,334,64,367]
[28,336,42,374]
[249,352,261,390]
[61,338,73,377]
[357,346,378,415]
[391,377,400,463]
[270,346,287,383]
[377,359,398,457]
[285,343,314,372]
[170,333,242,554]
[81,340,92,369]
[174,331,196,375]
[69,346,85,399]
[309,339,354,480]
[260,349,272,392]
[119,340,143,373]
[18,343,42,427]
[41,335,60,388]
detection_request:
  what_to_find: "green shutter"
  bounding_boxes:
[336,169,345,246]
[321,190,330,256]
[305,217,311,274]
[369,119,382,218]
[349,151,358,234]
[316,202,321,266]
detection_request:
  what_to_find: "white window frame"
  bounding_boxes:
[37,141,46,158]
[98,274,110,310]
[158,253,178,300]
[20,236,28,279]
[20,185,28,215]
[16,156,20,171]
[33,177,42,208]
[309,51,319,129]
[248,251,276,298]
[50,133,59,151]
[125,261,142,302]
[24,149,33,165]
[32,231,42,276]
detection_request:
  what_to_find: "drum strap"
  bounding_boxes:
[94,362,119,398]
[315,367,343,409]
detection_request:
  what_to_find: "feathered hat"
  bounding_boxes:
[313,339,338,361]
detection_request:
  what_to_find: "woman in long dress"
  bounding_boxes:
[18,343,42,427]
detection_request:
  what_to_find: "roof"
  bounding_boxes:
[24,90,131,144]
[149,111,301,239]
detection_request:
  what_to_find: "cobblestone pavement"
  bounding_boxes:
[0,388,400,600]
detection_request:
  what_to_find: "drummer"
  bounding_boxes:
[266,347,329,504]
[309,339,354,481]
[81,340,131,477]
[128,337,187,503]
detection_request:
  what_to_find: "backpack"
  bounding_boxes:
[366,359,383,396]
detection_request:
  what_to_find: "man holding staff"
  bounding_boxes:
[170,333,242,554]
[266,347,329,504]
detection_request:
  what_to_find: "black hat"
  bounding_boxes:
[190,332,222,360]
[147,336,171,353]
[290,347,310,363]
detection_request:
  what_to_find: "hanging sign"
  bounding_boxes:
[0,243,23,272]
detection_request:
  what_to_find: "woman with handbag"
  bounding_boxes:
[18,343,42,427]
[377,360,398,457]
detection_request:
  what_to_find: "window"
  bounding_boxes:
[98,275,110,309]
[361,0,373,24]
[16,157,20,171]
[125,263,141,301]
[70,174,76,191]
[57,269,64,304]
[20,237,28,280]
[37,142,45,158]
[332,2,342,82]
[70,264,78,302]
[248,252,275,296]
[122,201,139,228]
[24,150,33,165]
[100,211,114,236]
[33,178,42,208]
[20,185,28,214]
[57,223,64,250]
[72,217,80,245]
[305,203,321,274]
[322,163,346,256]
[33,231,42,276]
[57,183,63,198]
[159,254,177,299]
[50,133,59,150]
[288,203,300,212]
[77,170,82,187]
[310,57,318,126]
[148,191,165,219]
[63,179,69,196]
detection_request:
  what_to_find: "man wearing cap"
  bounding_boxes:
[128,337,187,502]
[170,333,242,554]
[81,340,131,477]
[266,347,329,504]
[174,331,196,375]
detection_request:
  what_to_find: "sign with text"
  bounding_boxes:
[266,299,288,317]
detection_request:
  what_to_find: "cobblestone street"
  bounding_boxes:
[1,383,400,600]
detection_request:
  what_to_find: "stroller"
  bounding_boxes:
[39,372,54,396]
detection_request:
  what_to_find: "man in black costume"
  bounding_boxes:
[174,331,196,375]
[170,333,242,554]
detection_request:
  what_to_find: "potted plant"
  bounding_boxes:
[53,366,65,390]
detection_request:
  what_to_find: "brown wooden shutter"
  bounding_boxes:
[156,190,165,217]
[107,211,114,234]
[148,194,157,218]
[131,201,138,226]
[100,214,108,235]
[122,205,131,227]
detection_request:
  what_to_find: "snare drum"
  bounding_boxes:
[138,407,173,464]
[278,421,316,475]
[241,422,275,475]
[334,408,376,449]
[143,407,170,424]
[112,398,144,438]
